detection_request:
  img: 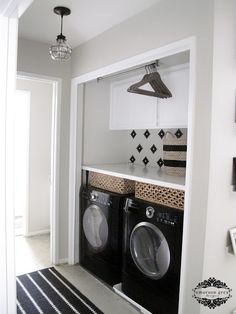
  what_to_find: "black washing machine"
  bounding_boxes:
[122,197,184,314]
[80,185,128,286]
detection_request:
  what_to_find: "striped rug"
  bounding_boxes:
[17,267,104,314]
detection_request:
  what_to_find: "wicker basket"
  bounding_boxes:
[89,172,135,194]
[135,181,185,210]
[163,131,187,177]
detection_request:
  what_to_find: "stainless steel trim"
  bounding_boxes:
[131,222,164,240]
[129,222,170,280]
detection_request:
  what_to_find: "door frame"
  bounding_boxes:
[16,71,62,265]
[68,36,196,314]
[0,1,34,313]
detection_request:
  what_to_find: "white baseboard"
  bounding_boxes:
[26,229,50,237]
[58,258,68,265]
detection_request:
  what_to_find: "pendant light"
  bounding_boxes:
[49,6,72,62]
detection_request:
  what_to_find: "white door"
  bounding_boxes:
[14,90,30,235]
[16,78,53,236]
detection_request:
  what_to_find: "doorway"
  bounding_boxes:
[14,73,61,275]
[68,38,196,314]
[14,89,30,238]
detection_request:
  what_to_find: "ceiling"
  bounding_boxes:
[19,0,160,48]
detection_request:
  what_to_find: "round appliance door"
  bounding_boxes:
[130,222,170,280]
[83,204,108,252]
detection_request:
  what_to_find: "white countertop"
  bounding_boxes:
[82,163,185,191]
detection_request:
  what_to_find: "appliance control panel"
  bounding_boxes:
[146,206,155,218]
[90,190,111,206]
[156,212,178,225]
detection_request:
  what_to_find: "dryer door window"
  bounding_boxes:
[83,205,108,251]
[130,222,170,280]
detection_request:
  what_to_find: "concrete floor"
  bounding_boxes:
[15,234,140,314]
[56,264,140,314]
[15,234,51,276]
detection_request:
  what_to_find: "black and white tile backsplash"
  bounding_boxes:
[128,128,187,168]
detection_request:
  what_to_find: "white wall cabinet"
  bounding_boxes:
[110,64,189,130]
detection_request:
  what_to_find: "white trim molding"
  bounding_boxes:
[71,37,195,86]
[17,71,62,266]
[0,0,33,17]
[177,39,196,314]
[58,258,68,265]
[68,83,78,264]
[0,14,18,314]
[0,1,34,313]
[0,16,11,314]
[26,229,50,237]
[68,36,196,274]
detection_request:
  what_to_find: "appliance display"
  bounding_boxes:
[80,185,127,286]
[122,197,184,314]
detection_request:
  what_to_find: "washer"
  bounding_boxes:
[122,197,184,314]
[80,185,127,286]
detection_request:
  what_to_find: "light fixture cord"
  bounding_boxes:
[60,14,64,35]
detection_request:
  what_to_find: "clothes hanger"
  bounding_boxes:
[127,62,172,99]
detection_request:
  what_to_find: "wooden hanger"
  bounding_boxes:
[127,63,172,99]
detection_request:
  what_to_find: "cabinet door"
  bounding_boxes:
[110,75,158,130]
[157,65,189,128]
[109,64,189,130]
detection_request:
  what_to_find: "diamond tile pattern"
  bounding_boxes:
[150,144,157,154]
[143,129,150,139]
[157,158,164,167]
[136,144,143,153]
[130,155,135,163]
[142,157,149,166]
[175,129,183,138]
[130,130,137,138]
[158,129,165,139]
[128,128,186,168]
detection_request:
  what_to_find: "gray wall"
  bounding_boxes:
[83,79,130,165]
[71,0,213,78]
[17,38,71,260]
[72,0,215,313]
[201,1,236,313]
[17,1,236,312]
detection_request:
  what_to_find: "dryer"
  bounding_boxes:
[122,197,184,314]
[80,185,126,286]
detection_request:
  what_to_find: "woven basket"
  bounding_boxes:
[89,172,135,194]
[163,131,187,177]
[135,181,185,210]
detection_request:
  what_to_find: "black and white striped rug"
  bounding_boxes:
[17,267,104,314]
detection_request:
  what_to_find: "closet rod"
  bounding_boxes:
[97,60,158,82]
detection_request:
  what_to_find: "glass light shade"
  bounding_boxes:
[49,37,72,61]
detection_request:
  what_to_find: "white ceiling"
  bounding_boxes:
[19,0,160,48]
